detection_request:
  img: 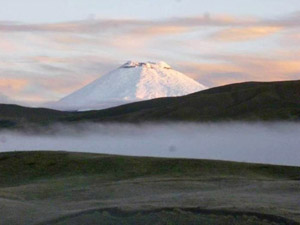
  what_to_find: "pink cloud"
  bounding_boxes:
[179,53,300,87]
[37,76,96,95]
[0,39,17,52]
[211,26,282,42]
[0,78,28,92]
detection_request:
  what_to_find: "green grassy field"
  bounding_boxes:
[0,151,299,225]
[0,151,299,186]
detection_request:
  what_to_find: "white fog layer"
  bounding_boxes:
[0,123,299,166]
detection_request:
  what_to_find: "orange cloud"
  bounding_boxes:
[179,62,245,85]
[15,95,46,103]
[180,54,300,87]
[0,78,28,92]
[211,26,282,42]
[131,25,190,37]
[0,76,97,103]
[38,76,96,94]
[224,55,300,77]
[52,35,88,45]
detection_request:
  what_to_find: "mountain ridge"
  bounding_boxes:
[0,80,299,129]
[62,79,300,122]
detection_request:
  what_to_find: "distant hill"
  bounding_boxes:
[0,80,299,129]
[0,104,72,128]
[64,80,300,122]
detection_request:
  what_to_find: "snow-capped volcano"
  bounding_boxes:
[52,61,207,111]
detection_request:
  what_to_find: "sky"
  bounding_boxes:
[0,0,300,105]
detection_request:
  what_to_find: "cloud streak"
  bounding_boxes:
[211,26,282,42]
[1,11,300,34]
[0,78,28,92]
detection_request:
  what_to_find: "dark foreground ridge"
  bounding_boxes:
[0,151,299,186]
[37,207,300,225]
[0,151,299,225]
[0,80,300,129]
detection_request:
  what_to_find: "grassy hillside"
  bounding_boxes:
[0,80,299,129]
[0,151,299,187]
[0,104,73,129]
[0,151,299,225]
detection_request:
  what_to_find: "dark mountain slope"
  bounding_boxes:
[0,80,299,128]
[63,80,300,122]
[0,104,73,128]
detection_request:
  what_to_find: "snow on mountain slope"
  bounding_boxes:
[52,61,207,111]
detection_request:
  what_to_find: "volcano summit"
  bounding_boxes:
[52,61,207,111]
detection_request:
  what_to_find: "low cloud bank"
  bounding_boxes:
[0,122,299,166]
